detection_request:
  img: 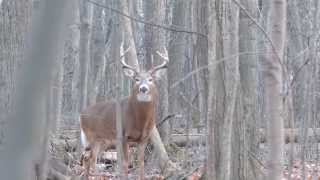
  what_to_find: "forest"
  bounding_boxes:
[0,0,318,180]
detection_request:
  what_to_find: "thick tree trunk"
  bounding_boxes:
[0,0,31,143]
[206,0,217,178]
[144,0,169,145]
[79,0,93,111]
[207,0,240,179]
[195,0,209,133]
[168,0,187,130]
[88,0,108,105]
[263,0,286,179]
[0,1,72,179]
[234,0,259,179]
[62,1,80,120]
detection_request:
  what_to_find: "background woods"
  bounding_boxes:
[0,0,319,180]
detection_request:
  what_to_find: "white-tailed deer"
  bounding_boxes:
[79,50,168,179]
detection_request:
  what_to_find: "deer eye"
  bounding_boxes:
[135,78,140,82]
[148,78,153,82]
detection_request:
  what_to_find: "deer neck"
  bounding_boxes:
[128,91,157,124]
[129,97,155,122]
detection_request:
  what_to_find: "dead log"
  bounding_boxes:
[259,128,320,143]
[170,128,320,146]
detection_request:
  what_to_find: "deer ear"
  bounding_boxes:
[152,68,167,80]
[123,67,136,78]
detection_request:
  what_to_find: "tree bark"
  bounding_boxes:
[62,1,80,120]
[144,0,170,145]
[211,1,240,179]
[263,0,286,179]
[168,0,187,130]
[206,0,217,178]
[0,0,72,179]
[195,0,209,133]
[0,0,31,144]
[79,0,93,111]
[87,0,108,105]
[235,0,259,179]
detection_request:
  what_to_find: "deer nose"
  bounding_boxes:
[139,86,149,93]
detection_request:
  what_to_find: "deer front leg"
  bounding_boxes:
[122,141,129,179]
[138,141,147,180]
[90,145,100,173]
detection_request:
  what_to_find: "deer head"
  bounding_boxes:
[120,50,169,102]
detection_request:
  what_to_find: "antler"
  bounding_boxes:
[120,46,138,72]
[152,48,169,73]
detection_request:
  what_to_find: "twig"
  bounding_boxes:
[232,0,282,64]
[244,146,266,170]
[290,58,311,87]
[86,0,207,38]
[179,92,201,113]
[156,114,176,128]
[177,165,204,180]
[170,51,265,89]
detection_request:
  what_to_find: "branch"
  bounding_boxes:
[289,29,320,87]
[86,0,207,38]
[289,57,311,87]
[156,114,177,128]
[170,51,265,89]
[232,0,282,63]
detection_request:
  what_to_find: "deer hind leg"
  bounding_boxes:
[80,145,92,179]
[137,141,147,180]
[81,143,100,178]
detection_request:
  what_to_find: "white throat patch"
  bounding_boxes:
[137,93,152,102]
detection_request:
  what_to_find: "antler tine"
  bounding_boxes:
[152,48,169,72]
[120,46,137,71]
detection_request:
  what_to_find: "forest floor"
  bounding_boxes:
[49,127,320,179]
[259,143,320,180]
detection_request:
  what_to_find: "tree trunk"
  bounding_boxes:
[195,0,209,134]
[206,0,217,178]
[263,0,286,179]
[144,0,169,145]
[0,0,31,143]
[234,0,259,179]
[168,0,187,130]
[87,0,107,105]
[0,1,72,179]
[62,0,80,121]
[79,0,93,111]
[213,1,240,179]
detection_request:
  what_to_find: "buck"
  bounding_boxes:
[79,50,168,179]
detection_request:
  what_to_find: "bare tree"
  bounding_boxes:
[79,0,93,112]
[144,0,170,145]
[206,0,217,178]
[0,0,72,179]
[235,0,259,179]
[262,0,286,179]
[213,1,240,179]
[168,0,187,129]
[0,0,31,144]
